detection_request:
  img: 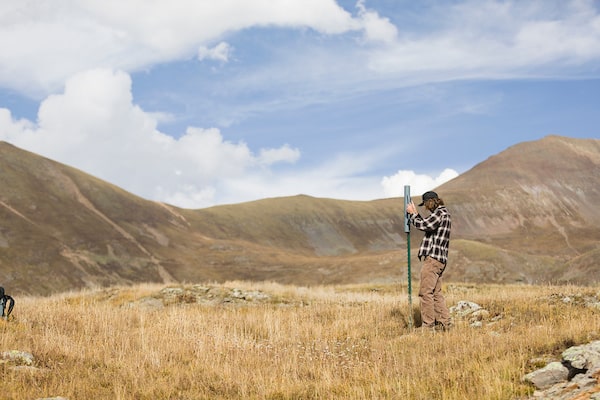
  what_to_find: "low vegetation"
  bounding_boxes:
[1,281,599,399]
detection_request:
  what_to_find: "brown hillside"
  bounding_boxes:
[0,143,408,294]
[439,135,600,283]
[0,135,598,295]
[441,136,600,251]
[187,195,404,256]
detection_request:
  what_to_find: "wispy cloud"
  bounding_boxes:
[0,1,598,208]
[0,0,363,96]
[2,1,598,98]
[198,42,233,63]
[367,0,600,78]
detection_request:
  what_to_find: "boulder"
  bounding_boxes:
[562,341,600,371]
[523,362,569,390]
[524,340,600,399]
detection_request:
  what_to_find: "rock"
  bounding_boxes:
[36,397,69,400]
[449,300,496,327]
[524,340,600,399]
[126,285,273,308]
[134,297,164,310]
[523,362,569,390]
[449,300,482,316]
[1,350,34,366]
[160,287,184,297]
[469,309,490,321]
[562,341,600,371]
[547,293,600,310]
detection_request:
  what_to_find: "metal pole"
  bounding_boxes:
[403,185,413,329]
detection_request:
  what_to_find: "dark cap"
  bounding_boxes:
[418,191,438,206]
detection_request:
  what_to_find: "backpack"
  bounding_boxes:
[0,287,15,319]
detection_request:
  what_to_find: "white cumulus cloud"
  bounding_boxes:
[381,169,459,198]
[355,0,398,44]
[0,68,301,208]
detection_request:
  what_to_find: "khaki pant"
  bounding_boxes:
[418,256,450,328]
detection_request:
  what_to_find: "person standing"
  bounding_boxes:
[406,191,451,331]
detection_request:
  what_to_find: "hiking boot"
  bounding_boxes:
[434,321,451,332]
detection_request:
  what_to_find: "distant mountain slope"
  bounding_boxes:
[441,135,600,253]
[0,142,187,293]
[0,135,598,295]
[0,142,408,294]
[187,195,404,256]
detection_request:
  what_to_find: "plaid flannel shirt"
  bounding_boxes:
[411,205,451,265]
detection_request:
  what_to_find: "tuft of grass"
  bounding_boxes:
[0,282,599,399]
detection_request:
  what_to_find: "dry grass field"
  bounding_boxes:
[1,281,599,399]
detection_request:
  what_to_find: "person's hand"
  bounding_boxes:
[406,201,417,215]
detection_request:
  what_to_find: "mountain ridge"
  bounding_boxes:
[0,135,598,295]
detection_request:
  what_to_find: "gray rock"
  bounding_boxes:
[449,300,497,327]
[523,361,569,390]
[160,287,184,297]
[136,297,165,310]
[524,340,600,399]
[1,350,34,366]
[562,340,600,370]
[449,300,482,316]
[36,397,69,400]
[469,309,490,321]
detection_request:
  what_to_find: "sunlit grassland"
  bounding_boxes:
[1,281,599,399]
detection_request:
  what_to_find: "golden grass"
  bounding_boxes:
[1,281,599,399]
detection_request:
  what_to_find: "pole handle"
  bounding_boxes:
[403,185,411,233]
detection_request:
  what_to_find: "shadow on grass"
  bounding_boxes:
[389,305,421,328]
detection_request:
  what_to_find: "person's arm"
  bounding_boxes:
[411,208,443,232]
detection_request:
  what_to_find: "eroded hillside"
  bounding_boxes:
[0,135,598,295]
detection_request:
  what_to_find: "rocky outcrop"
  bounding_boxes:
[451,297,600,399]
[125,284,273,310]
[523,341,600,399]
[449,300,501,327]
[1,350,34,367]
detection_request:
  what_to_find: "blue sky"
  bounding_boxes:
[0,0,599,208]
